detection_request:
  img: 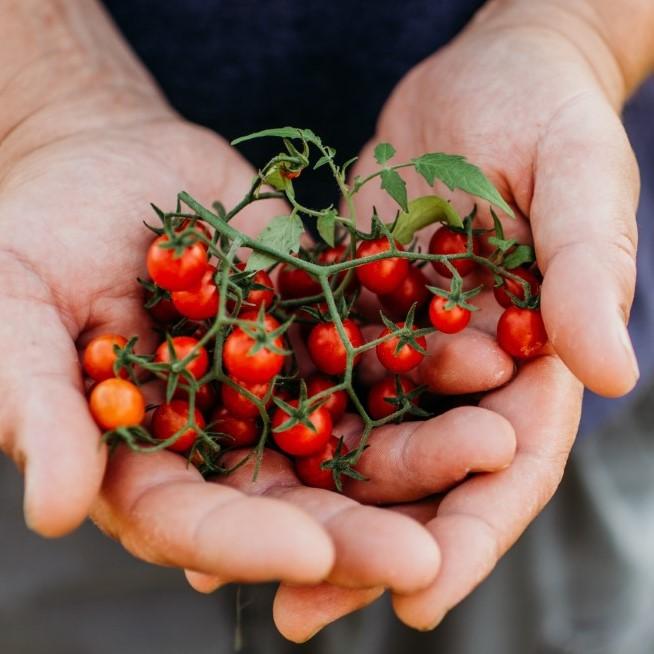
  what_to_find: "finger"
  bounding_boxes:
[531,96,639,396]
[392,355,582,629]
[184,570,225,594]
[218,450,441,594]
[273,583,384,643]
[0,269,106,536]
[342,406,516,504]
[91,447,334,584]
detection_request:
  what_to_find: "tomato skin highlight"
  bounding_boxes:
[272,400,333,456]
[277,262,321,300]
[171,265,219,320]
[146,235,208,292]
[211,407,259,448]
[428,295,471,334]
[82,334,128,382]
[221,381,271,418]
[294,436,347,491]
[378,265,429,321]
[306,374,348,422]
[376,323,427,374]
[307,319,364,376]
[367,375,416,421]
[497,306,547,359]
[429,227,479,278]
[154,336,209,379]
[89,378,145,430]
[493,267,540,308]
[151,399,205,452]
[355,238,409,294]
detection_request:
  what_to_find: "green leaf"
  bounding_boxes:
[503,244,535,269]
[392,195,463,244]
[490,208,504,240]
[412,153,514,217]
[374,143,396,165]
[316,209,336,247]
[246,214,304,271]
[380,169,408,212]
[231,127,321,146]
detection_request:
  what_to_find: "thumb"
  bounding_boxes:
[531,94,640,397]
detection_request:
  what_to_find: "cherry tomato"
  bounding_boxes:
[307,319,364,376]
[173,382,217,414]
[367,375,416,420]
[211,407,259,448]
[232,263,275,311]
[221,380,271,418]
[355,238,408,294]
[89,378,145,430]
[496,306,547,359]
[147,294,181,324]
[175,218,212,248]
[493,267,540,308]
[317,243,358,292]
[277,261,321,299]
[146,235,208,292]
[429,227,479,278]
[428,295,471,334]
[151,399,205,452]
[271,400,333,456]
[171,265,219,320]
[378,265,429,321]
[223,313,285,383]
[376,323,427,374]
[294,436,347,491]
[82,334,128,382]
[154,336,209,379]
[306,374,348,422]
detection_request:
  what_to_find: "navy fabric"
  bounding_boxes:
[103,0,654,433]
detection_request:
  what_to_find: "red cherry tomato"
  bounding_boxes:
[232,263,275,311]
[146,235,208,292]
[277,261,321,299]
[173,382,217,414]
[307,319,364,376]
[89,379,145,430]
[306,374,348,422]
[317,244,358,292]
[154,336,209,379]
[221,381,271,418]
[211,407,259,448]
[355,238,409,294]
[147,294,182,324]
[271,400,333,456]
[378,265,429,321]
[428,295,471,334]
[151,399,205,453]
[171,265,219,320]
[429,227,479,278]
[175,218,212,248]
[496,306,547,359]
[493,267,540,308]
[367,375,416,420]
[223,313,285,383]
[82,334,128,382]
[294,436,347,491]
[376,323,427,374]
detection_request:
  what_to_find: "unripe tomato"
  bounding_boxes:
[271,400,333,456]
[376,323,427,374]
[493,267,540,308]
[367,375,416,420]
[429,227,479,278]
[306,374,348,422]
[89,379,145,430]
[221,381,271,418]
[154,336,209,379]
[428,295,471,334]
[307,319,364,376]
[151,399,205,452]
[172,265,219,320]
[378,265,429,321]
[355,238,409,294]
[82,334,128,382]
[211,407,259,448]
[294,436,347,491]
[173,382,217,414]
[146,235,208,291]
[496,306,547,359]
[277,261,321,299]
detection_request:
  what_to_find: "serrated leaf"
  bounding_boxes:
[380,169,408,212]
[412,153,514,217]
[246,214,304,271]
[231,127,321,146]
[392,195,463,244]
[317,209,336,246]
[503,244,535,269]
[374,143,396,165]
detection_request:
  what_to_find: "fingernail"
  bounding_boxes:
[617,319,639,382]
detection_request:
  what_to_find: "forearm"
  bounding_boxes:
[472,0,654,107]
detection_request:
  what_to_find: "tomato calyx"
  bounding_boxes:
[271,382,324,434]
[235,305,292,358]
[316,437,368,492]
[427,276,482,313]
[378,304,429,358]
